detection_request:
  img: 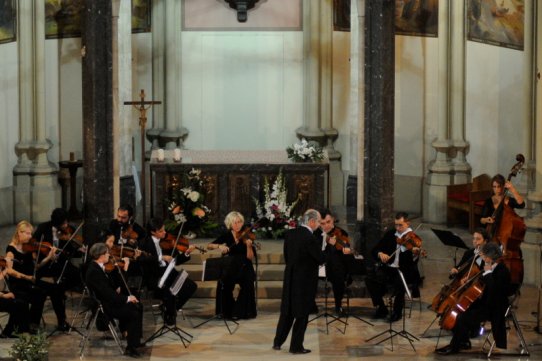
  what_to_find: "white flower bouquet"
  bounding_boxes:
[286,138,324,163]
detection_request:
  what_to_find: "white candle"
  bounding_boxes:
[157,149,165,161]
[173,148,182,162]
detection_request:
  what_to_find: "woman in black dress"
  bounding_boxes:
[207,211,257,319]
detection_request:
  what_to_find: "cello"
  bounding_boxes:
[487,154,526,286]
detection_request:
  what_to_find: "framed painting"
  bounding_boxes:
[0,0,16,44]
[45,0,84,39]
[395,0,438,37]
[467,0,524,51]
[132,0,151,33]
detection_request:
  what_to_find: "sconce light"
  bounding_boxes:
[224,0,261,23]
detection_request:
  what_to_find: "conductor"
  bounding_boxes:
[272,209,324,354]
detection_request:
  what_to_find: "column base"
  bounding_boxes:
[14,172,60,224]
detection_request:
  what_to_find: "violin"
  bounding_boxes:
[159,233,207,254]
[326,228,351,251]
[57,224,84,246]
[104,257,126,273]
[396,232,423,255]
[121,224,139,244]
[0,256,7,268]
[109,245,149,260]
[236,227,261,250]
[22,239,56,256]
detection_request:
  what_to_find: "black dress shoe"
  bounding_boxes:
[373,305,388,319]
[124,347,141,358]
[289,348,311,354]
[57,322,70,332]
[272,345,281,350]
[435,344,459,355]
[388,313,401,322]
[459,340,471,350]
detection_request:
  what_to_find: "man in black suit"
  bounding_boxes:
[273,209,324,354]
[449,228,488,277]
[85,243,144,358]
[138,217,198,326]
[436,242,513,355]
[365,212,422,322]
[107,204,146,247]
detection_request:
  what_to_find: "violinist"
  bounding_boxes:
[436,242,513,355]
[480,174,525,233]
[207,211,257,320]
[107,204,146,248]
[138,217,198,326]
[85,243,144,358]
[365,212,422,322]
[101,232,136,295]
[5,220,69,332]
[32,208,83,291]
[314,208,353,315]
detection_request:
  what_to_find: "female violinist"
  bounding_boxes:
[206,211,257,320]
[138,218,197,326]
[5,220,69,332]
[364,212,422,322]
[315,208,354,314]
[436,242,513,355]
[0,256,30,337]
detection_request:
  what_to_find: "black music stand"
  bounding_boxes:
[366,269,418,351]
[431,229,469,267]
[145,269,193,348]
[193,257,238,334]
[308,265,346,334]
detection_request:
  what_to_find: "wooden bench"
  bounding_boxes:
[446,174,492,233]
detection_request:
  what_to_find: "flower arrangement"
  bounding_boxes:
[164,168,217,237]
[286,138,324,163]
[10,330,49,361]
[252,170,299,239]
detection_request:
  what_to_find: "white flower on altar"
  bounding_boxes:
[188,191,200,202]
[286,138,324,163]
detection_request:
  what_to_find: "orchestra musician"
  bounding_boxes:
[107,204,146,247]
[85,243,144,358]
[32,208,83,291]
[449,228,488,278]
[0,262,30,337]
[365,212,422,322]
[207,211,257,320]
[314,208,353,315]
[273,209,324,354]
[138,217,198,326]
[480,174,525,229]
[436,242,513,355]
[5,221,69,332]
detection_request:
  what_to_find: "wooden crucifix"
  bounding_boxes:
[124,89,161,225]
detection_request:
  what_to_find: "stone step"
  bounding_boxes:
[193,280,284,299]
[186,250,285,265]
[182,264,285,282]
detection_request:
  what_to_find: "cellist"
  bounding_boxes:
[449,228,488,278]
[436,242,513,355]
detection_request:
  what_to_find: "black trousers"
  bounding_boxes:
[107,302,143,349]
[365,265,405,316]
[273,311,309,352]
[0,297,30,335]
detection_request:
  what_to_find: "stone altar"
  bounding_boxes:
[149,150,329,223]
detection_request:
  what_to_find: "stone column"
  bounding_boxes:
[13,0,59,223]
[149,0,165,149]
[81,0,114,242]
[361,0,395,258]
[449,0,470,183]
[424,0,454,224]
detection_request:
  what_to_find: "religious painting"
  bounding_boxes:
[467,0,524,51]
[395,0,438,37]
[132,0,151,33]
[0,0,16,44]
[45,0,84,39]
[183,0,302,31]
[334,0,350,32]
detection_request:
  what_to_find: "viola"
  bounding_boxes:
[159,233,207,254]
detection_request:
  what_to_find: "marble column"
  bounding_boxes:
[13,0,59,223]
[361,0,395,258]
[298,0,342,206]
[81,0,114,243]
[424,0,455,224]
[523,0,541,287]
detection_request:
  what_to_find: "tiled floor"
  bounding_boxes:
[1,222,541,360]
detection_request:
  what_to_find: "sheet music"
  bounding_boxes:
[201,260,206,282]
[397,269,412,300]
[158,259,176,289]
[318,265,326,278]
[170,269,188,296]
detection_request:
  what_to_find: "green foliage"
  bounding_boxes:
[9,331,49,361]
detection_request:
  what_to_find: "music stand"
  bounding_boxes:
[431,229,469,267]
[193,257,238,334]
[145,268,193,348]
[366,268,418,351]
[308,265,345,334]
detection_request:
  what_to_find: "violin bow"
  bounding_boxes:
[171,221,186,257]
[58,221,85,254]
[33,235,45,280]
[111,255,133,297]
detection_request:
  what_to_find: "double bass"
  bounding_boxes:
[487,154,526,286]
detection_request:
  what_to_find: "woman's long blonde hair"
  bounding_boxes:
[11,220,33,245]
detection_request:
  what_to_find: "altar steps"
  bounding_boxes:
[183,239,286,299]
